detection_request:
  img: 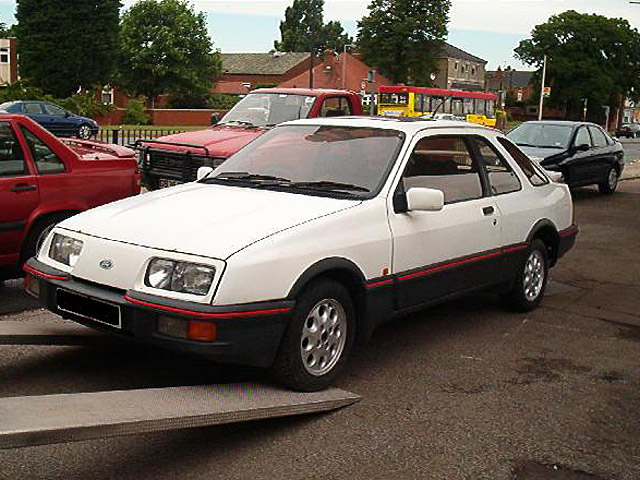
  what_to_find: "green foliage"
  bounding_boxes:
[15,0,122,97]
[0,79,50,103]
[274,0,352,53]
[357,0,451,85]
[210,94,241,109]
[515,10,640,118]
[57,93,115,118]
[123,98,150,125]
[116,0,222,102]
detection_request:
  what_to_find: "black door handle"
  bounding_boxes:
[12,183,37,192]
[482,206,495,216]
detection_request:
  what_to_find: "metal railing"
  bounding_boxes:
[93,128,188,146]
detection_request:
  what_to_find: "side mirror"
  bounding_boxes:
[545,170,564,183]
[406,187,444,212]
[573,143,590,152]
[196,166,213,181]
[211,113,219,125]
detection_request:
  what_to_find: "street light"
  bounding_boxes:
[342,44,355,89]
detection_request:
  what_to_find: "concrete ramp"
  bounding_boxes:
[0,384,360,449]
[0,320,109,346]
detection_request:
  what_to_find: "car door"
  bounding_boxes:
[0,121,39,269]
[42,103,71,137]
[588,126,615,183]
[565,125,593,186]
[387,132,500,310]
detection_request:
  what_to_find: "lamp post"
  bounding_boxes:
[341,44,355,89]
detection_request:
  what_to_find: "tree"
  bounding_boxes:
[274,0,352,53]
[116,0,221,106]
[357,0,451,85]
[15,0,121,97]
[515,10,640,120]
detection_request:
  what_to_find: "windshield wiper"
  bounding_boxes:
[204,171,292,185]
[515,142,536,147]
[289,181,370,193]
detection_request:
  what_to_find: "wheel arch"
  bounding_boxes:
[288,257,370,343]
[526,219,560,267]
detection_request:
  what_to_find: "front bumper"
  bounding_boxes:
[24,258,293,368]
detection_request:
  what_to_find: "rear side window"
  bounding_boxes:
[574,127,591,147]
[469,137,521,195]
[588,126,608,147]
[20,126,66,174]
[497,137,549,186]
[403,136,483,204]
[320,97,353,117]
[0,122,27,177]
[24,103,43,114]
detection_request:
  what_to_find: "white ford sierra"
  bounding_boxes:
[25,117,577,391]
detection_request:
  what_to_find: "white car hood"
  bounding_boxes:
[59,183,360,259]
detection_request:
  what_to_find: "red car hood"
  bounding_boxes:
[144,125,269,157]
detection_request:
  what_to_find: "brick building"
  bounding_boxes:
[0,37,19,86]
[434,43,487,91]
[485,68,535,103]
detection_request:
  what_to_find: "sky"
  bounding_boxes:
[1,0,639,71]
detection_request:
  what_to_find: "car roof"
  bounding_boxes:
[280,116,498,135]
[251,87,356,96]
[518,120,603,129]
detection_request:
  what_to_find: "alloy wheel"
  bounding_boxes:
[300,298,347,376]
[523,250,545,302]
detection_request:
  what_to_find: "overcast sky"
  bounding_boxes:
[2,0,639,71]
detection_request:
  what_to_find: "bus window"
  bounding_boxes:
[379,93,408,105]
[486,100,495,118]
[452,99,463,116]
[476,100,486,116]
[415,94,426,113]
[463,98,474,115]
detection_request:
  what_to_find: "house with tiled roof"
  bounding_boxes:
[433,42,488,91]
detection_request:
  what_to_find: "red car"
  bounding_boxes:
[0,114,141,280]
[139,88,363,189]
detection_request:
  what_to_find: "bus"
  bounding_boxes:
[377,85,498,127]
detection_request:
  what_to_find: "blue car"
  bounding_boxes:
[0,100,99,139]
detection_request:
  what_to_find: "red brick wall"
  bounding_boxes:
[95,108,228,126]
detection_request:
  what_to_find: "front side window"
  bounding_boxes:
[320,97,352,117]
[574,127,591,147]
[497,137,549,186]
[209,125,405,198]
[220,93,316,127]
[403,136,483,204]
[470,137,521,194]
[43,104,66,116]
[0,122,26,177]
[588,126,608,148]
[20,126,66,174]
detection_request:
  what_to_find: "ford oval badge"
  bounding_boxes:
[99,260,114,270]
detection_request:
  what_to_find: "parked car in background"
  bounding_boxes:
[137,88,363,190]
[507,121,624,194]
[615,122,640,139]
[0,101,100,139]
[0,114,140,281]
[26,117,576,391]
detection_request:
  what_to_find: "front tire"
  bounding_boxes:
[271,279,355,391]
[598,166,619,194]
[78,124,93,139]
[503,239,549,312]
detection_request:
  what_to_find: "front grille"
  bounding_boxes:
[145,150,226,182]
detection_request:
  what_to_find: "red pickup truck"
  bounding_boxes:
[0,114,141,280]
[139,88,363,189]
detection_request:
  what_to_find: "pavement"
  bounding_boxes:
[0,179,639,479]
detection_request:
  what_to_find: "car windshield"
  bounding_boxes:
[507,123,573,149]
[206,125,405,198]
[220,93,316,127]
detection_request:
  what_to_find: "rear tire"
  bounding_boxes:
[20,213,72,264]
[78,124,93,140]
[502,239,549,312]
[270,279,355,391]
[598,166,618,194]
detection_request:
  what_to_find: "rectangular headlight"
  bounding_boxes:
[145,258,215,296]
[49,234,83,266]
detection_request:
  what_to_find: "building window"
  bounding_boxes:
[0,47,9,64]
[471,66,476,76]
[454,61,459,71]
[101,87,114,105]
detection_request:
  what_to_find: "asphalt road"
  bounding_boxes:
[0,180,639,480]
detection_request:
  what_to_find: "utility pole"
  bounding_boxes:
[308,50,315,89]
[341,44,354,89]
[538,54,547,121]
